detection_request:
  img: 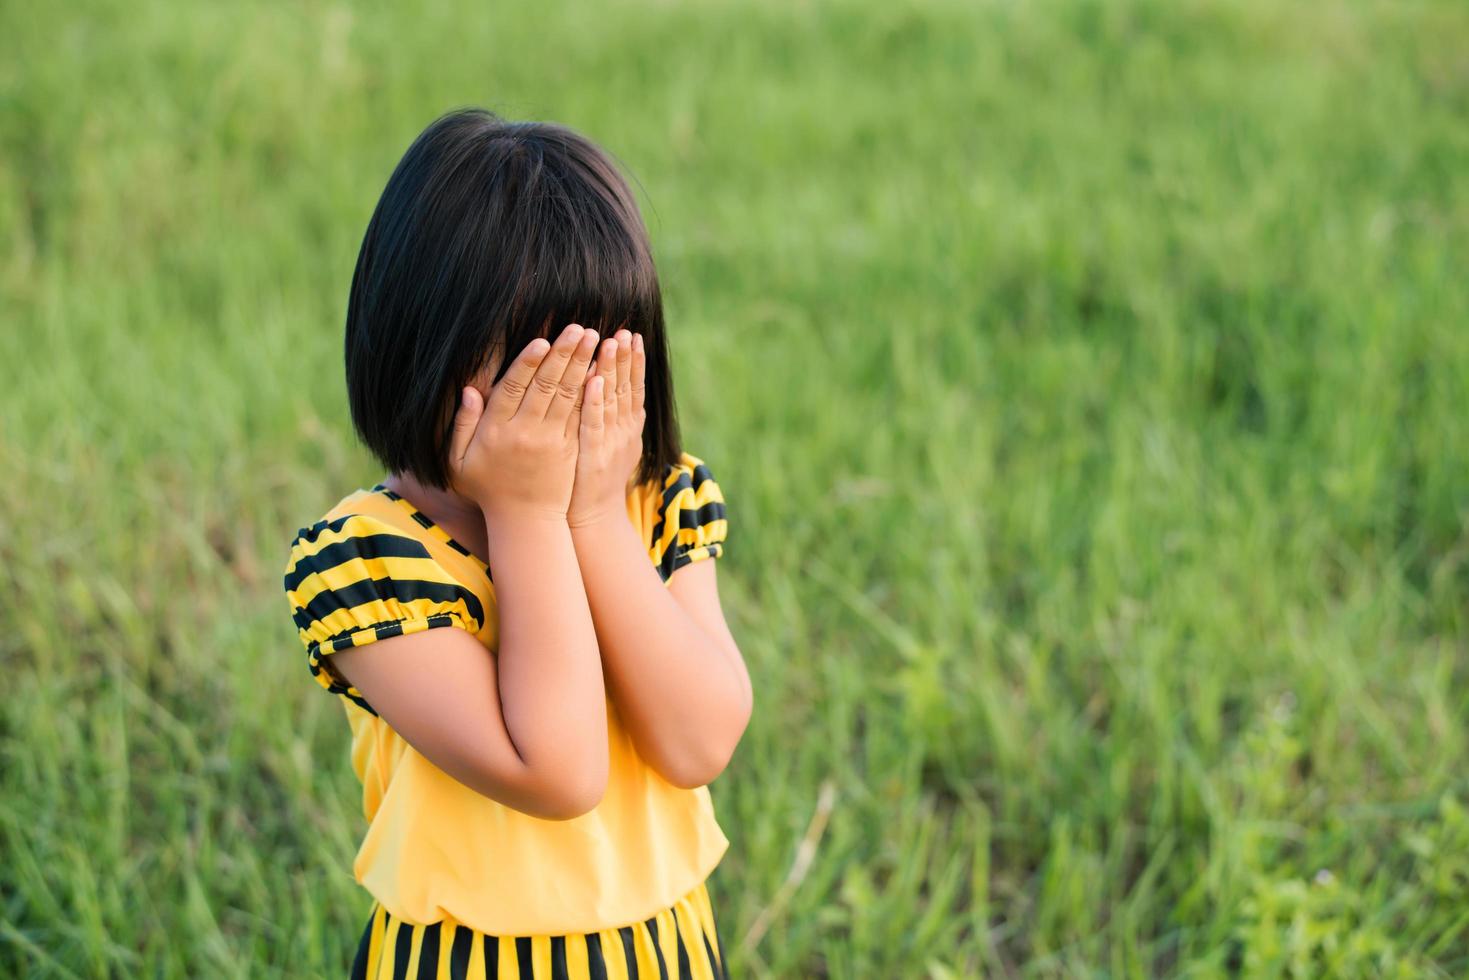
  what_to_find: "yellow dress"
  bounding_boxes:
[283,453,733,979]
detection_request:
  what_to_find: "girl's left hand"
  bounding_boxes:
[568,328,646,527]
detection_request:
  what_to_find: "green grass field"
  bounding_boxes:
[4,0,1469,976]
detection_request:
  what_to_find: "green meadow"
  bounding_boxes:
[4,0,1468,975]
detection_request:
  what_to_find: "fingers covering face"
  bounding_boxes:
[487,337,551,422]
[580,374,605,433]
[615,328,633,419]
[631,332,646,415]
[548,328,599,424]
[595,338,618,429]
[517,324,593,421]
[449,385,485,467]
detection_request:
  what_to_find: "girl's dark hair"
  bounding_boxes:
[345,108,680,490]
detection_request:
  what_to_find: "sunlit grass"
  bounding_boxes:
[3,0,1468,975]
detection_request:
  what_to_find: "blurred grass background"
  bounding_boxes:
[3,0,1469,976]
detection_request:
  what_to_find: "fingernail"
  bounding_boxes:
[462,388,473,408]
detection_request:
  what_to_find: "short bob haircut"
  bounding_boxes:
[344,108,681,490]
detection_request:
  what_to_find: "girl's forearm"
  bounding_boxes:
[570,514,750,787]
[485,512,609,795]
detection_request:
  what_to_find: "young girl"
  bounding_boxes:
[283,109,752,979]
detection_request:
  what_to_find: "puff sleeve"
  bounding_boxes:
[649,453,729,583]
[282,512,485,714]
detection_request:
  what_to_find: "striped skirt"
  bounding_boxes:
[350,879,730,979]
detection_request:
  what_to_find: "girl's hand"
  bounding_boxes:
[569,328,646,527]
[449,323,599,522]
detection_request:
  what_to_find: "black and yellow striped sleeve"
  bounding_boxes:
[649,454,728,583]
[282,512,484,714]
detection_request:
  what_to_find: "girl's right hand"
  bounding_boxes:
[448,323,600,522]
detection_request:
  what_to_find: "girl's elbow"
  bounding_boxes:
[538,782,607,820]
[657,731,744,789]
[522,772,606,820]
[480,756,608,820]
[520,722,611,818]
[543,758,609,819]
[658,756,724,790]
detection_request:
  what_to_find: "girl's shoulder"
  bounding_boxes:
[283,485,487,586]
[658,451,719,495]
[281,486,489,713]
[283,488,476,585]
[647,451,729,582]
